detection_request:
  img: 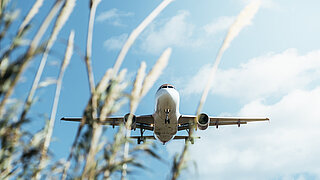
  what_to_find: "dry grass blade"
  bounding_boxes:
[20,0,76,122]
[111,0,173,77]
[18,0,44,36]
[0,9,20,40]
[100,69,127,121]
[171,143,188,180]
[171,1,261,180]
[49,0,76,46]
[35,30,74,180]
[87,9,174,175]
[121,62,146,179]
[96,68,113,94]
[130,61,146,115]
[37,78,57,89]
[85,0,101,93]
[196,0,261,116]
[0,0,63,117]
[121,48,171,179]
[0,0,43,77]
[28,0,64,56]
[81,1,102,178]
[140,48,171,97]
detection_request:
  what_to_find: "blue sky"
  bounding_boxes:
[12,0,320,179]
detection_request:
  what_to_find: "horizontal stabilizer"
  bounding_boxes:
[130,136,155,139]
[174,136,200,140]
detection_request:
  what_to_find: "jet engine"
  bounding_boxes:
[124,113,136,130]
[197,113,210,130]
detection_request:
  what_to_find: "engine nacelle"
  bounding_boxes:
[124,113,136,130]
[197,113,210,130]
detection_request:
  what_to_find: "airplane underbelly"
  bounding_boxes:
[153,113,178,143]
[153,88,180,143]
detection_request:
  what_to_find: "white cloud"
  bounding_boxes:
[103,33,128,51]
[204,16,235,35]
[239,0,279,9]
[96,8,133,26]
[141,10,198,54]
[171,86,320,179]
[169,48,320,179]
[183,49,320,100]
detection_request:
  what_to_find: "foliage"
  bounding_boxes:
[0,0,260,179]
[0,0,174,179]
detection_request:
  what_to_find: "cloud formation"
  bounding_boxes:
[186,86,320,179]
[140,10,197,54]
[103,33,128,51]
[204,16,235,35]
[240,0,279,9]
[183,49,320,100]
[168,48,320,179]
[96,8,133,26]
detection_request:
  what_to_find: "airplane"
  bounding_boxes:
[61,84,269,144]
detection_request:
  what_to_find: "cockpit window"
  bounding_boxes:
[157,84,175,91]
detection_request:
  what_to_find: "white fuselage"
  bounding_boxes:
[152,88,180,144]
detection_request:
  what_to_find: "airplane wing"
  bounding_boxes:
[61,115,154,131]
[178,115,269,131]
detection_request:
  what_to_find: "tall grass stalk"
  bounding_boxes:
[20,0,76,122]
[0,1,64,177]
[171,143,188,180]
[100,69,127,121]
[0,0,43,72]
[61,0,103,177]
[85,0,100,94]
[111,0,173,77]
[34,31,74,180]
[0,0,63,117]
[18,0,44,36]
[130,62,146,110]
[121,48,172,179]
[0,8,19,40]
[196,0,261,116]
[85,70,128,179]
[171,1,261,179]
[62,1,173,178]
[0,0,261,179]
[78,0,103,178]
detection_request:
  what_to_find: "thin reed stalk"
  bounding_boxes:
[85,0,100,94]
[80,0,103,178]
[0,2,64,176]
[0,0,63,118]
[63,1,173,178]
[111,0,173,77]
[120,62,146,179]
[20,0,76,122]
[171,1,261,179]
[171,143,188,180]
[34,30,74,180]
[0,0,43,68]
[196,0,261,116]
[121,48,172,179]
[0,9,19,40]
[18,0,44,36]
[61,0,102,178]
